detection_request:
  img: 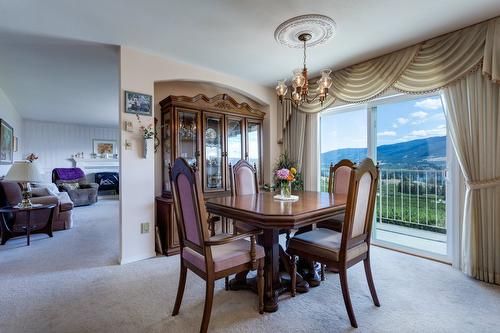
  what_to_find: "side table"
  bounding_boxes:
[0,204,57,246]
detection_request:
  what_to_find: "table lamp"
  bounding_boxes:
[5,161,43,208]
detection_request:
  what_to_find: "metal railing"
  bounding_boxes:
[320,168,447,233]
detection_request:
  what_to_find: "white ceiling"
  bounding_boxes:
[0,0,499,125]
[0,32,119,126]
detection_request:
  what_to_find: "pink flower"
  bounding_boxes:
[275,168,290,180]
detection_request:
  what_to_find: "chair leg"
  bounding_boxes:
[172,265,187,316]
[224,276,229,291]
[200,279,215,333]
[320,264,325,281]
[339,267,358,328]
[364,257,380,307]
[290,255,296,297]
[257,259,264,314]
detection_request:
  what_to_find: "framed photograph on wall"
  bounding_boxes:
[93,139,117,157]
[0,119,14,165]
[125,91,152,116]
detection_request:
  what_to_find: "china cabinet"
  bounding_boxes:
[156,93,264,255]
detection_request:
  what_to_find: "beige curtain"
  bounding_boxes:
[282,100,307,170]
[294,16,500,114]
[442,70,500,284]
[302,113,319,191]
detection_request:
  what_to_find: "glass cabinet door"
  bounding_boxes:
[246,120,262,182]
[226,117,244,190]
[162,111,172,192]
[204,114,224,191]
[177,109,199,167]
[227,117,244,166]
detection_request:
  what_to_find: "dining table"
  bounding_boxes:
[205,190,347,313]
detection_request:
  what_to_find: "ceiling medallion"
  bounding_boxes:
[274,15,336,107]
[274,14,336,49]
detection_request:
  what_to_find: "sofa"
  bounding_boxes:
[52,168,99,207]
[0,181,74,231]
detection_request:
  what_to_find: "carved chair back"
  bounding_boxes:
[169,158,212,261]
[340,158,379,255]
[328,159,356,195]
[229,159,259,196]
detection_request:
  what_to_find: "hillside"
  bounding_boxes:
[321,136,446,169]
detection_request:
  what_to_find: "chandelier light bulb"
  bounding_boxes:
[320,69,333,89]
[292,69,306,88]
[292,90,301,101]
[276,80,288,97]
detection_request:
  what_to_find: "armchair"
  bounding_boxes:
[169,158,264,333]
[52,168,98,206]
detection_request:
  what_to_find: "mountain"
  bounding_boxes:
[321,136,446,169]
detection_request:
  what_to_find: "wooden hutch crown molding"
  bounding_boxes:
[159,93,266,119]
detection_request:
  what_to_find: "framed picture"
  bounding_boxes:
[0,119,14,165]
[125,91,152,116]
[93,139,117,157]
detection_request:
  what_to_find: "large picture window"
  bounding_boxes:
[319,94,449,260]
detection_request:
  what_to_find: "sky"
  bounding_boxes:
[320,95,446,153]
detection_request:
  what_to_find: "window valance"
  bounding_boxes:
[297,16,500,113]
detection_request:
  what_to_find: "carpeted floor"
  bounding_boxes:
[1,199,500,333]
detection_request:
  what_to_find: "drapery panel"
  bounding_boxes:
[292,16,500,113]
[442,70,500,284]
[282,101,307,171]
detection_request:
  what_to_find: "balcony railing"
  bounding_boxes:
[320,168,447,233]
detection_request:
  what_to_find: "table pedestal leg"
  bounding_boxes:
[261,229,280,313]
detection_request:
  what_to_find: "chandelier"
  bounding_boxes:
[274,15,336,107]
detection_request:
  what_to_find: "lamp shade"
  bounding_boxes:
[4,161,43,183]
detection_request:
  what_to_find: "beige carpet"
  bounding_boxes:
[1,199,500,333]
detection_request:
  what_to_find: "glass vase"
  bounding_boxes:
[281,181,292,198]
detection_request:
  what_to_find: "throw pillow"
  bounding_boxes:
[31,187,51,197]
[61,182,80,191]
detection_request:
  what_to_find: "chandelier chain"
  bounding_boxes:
[303,39,307,69]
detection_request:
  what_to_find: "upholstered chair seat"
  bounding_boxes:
[288,228,368,263]
[183,238,265,273]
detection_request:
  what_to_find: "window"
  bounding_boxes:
[319,94,449,260]
[320,107,367,192]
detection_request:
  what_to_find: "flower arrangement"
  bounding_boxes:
[275,167,297,198]
[271,152,303,191]
[136,114,155,139]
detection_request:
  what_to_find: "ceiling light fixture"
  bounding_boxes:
[274,14,336,107]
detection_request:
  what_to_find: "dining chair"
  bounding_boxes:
[169,158,265,333]
[317,159,356,233]
[316,159,356,279]
[287,158,380,328]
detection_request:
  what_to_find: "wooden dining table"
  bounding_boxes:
[205,190,347,312]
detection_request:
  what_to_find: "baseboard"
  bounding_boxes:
[119,252,156,265]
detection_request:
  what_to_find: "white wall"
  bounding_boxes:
[119,47,279,264]
[22,120,119,182]
[0,87,22,176]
